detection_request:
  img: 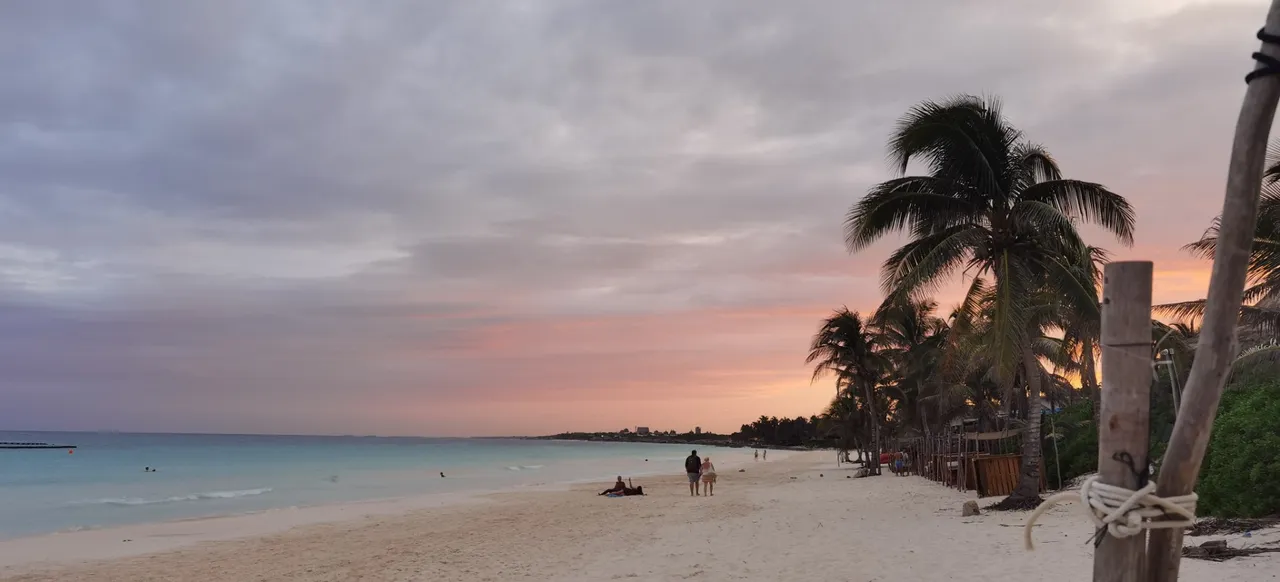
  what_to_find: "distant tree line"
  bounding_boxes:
[732,415,824,447]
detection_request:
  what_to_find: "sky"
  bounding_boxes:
[0,0,1271,437]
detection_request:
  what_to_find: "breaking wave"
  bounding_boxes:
[72,488,274,507]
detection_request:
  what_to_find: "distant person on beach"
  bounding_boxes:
[599,477,645,497]
[762,450,767,461]
[754,450,758,461]
[599,476,626,496]
[700,457,716,496]
[685,450,702,496]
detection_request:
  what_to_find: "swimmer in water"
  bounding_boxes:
[440,472,446,478]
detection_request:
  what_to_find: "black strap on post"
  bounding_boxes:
[1246,28,1280,83]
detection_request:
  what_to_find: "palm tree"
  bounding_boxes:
[949,274,1085,500]
[1048,245,1108,421]
[807,308,889,471]
[820,389,866,462]
[844,96,1135,504]
[1159,147,1280,344]
[872,297,965,440]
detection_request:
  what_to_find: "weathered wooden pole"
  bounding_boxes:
[1095,261,1154,582]
[1147,5,1280,580]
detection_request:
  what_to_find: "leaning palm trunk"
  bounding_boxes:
[1011,343,1044,501]
[1148,6,1280,578]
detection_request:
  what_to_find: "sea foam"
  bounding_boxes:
[73,488,273,507]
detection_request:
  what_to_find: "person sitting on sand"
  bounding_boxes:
[619,478,645,496]
[599,476,626,496]
[700,457,717,496]
[685,450,702,496]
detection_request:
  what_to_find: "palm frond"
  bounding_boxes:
[880,224,988,297]
[1008,200,1083,248]
[988,252,1034,386]
[1019,179,1135,246]
[1154,299,1207,322]
[887,95,1019,198]
[1228,342,1280,382]
[1265,142,1280,185]
[844,177,978,252]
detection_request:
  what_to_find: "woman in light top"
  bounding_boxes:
[700,456,717,496]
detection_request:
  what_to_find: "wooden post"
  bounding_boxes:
[1094,261,1154,582]
[1148,5,1280,580]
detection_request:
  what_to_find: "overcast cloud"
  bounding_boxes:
[0,0,1269,435]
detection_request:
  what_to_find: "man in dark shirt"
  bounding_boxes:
[685,450,702,496]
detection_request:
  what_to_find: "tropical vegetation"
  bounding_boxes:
[1196,372,1280,517]
[806,101,1280,516]
[734,416,825,447]
[810,95,1135,506]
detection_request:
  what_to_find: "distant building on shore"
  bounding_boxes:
[636,426,650,436]
[695,427,702,435]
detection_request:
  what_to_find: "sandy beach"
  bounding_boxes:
[2,451,1276,581]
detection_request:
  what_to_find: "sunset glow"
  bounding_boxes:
[1,0,1270,436]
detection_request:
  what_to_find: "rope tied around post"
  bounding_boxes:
[1023,476,1197,551]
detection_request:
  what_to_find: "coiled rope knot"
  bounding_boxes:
[1023,476,1198,551]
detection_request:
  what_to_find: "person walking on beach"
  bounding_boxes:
[754,449,758,461]
[762,449,767,461]
[700,456,717,496]
[685,450,702,496]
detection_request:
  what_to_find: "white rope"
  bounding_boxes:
[1023,476,1198,551]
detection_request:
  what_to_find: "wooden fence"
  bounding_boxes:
[885,429,1045,497]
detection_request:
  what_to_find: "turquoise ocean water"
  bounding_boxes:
[0,431,747,539]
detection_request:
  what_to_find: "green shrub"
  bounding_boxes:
[1196,376,1280,517]
[1043,399,1099,488]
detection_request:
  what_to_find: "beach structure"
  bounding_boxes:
[635,427,650,436]
[887,429,1044,497]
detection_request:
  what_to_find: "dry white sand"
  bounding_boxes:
[2,451,1276,581]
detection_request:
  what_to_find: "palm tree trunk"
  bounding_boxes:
[1082,337,1100,421]
[1081,337,1098,392]
[1010,342,1044,501]
[919,401,932,441]
[862,383,881,474]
